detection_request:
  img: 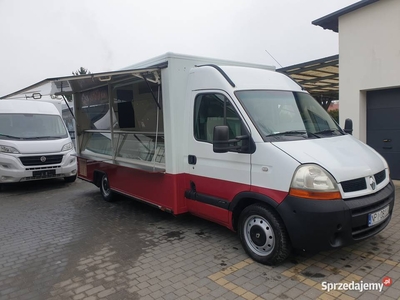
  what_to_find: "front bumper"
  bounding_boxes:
[276,182,395,252]
[0,151,77,183]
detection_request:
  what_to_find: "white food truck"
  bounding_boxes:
[3,53,394,264]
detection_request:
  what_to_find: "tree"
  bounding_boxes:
[65,67,91,101]
[328,109,339,123]
[72,67,91,76]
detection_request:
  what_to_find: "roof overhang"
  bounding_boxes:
[312,0,379,32]
[277,55,339,99]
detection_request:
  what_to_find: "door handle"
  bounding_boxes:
[383,139,392,142]
[188,155,197,165]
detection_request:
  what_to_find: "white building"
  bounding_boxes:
[313,0,400,179]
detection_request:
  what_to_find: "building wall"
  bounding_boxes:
[339,0,400,142]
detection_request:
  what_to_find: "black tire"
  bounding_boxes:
[100,174,114,202]
[64,175,77,183]
[238,204,291,265]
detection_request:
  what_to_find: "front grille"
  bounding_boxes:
[20,155,63,166]
[26,166,61,171]
[374,170,386,185]
[341,178,366,193]
[346,182,394,240]
[340,169,386,193]
[351,193,392,217]
[352,217,391,240]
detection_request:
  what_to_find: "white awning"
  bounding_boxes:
[1,62,167,100]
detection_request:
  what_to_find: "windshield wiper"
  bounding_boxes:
[22,136,64,140]
[267,130,308,137]
[0,133,22,140]
[38,136,64,139]
[314,129,342,136]
[266,130,321,139]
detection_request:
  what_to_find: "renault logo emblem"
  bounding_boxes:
[40,156,46,163]
[369,176,376,190]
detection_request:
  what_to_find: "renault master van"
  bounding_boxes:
[2,53,394,265]
[0,100,77,187]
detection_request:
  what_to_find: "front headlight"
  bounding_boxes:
[61,142,73,151]
[289,164,341,200]
[0,145,20,154]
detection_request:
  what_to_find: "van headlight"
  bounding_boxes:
[0,145,20,154]
[289,164,341,200]
[61,142,73,151]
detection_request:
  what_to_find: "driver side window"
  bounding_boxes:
[194,93,244,145]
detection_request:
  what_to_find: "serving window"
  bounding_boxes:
[75,71,165,171]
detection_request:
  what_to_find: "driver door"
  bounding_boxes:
[185,91,251,226]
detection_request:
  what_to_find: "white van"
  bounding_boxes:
[0,100,77,187]
[4,53,394,265]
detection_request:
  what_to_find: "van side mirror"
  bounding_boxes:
[213,125,252,153]
[344,118,353,135]
[213,125,230,153]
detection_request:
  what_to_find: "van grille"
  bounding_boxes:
[347,183,394,240]
[374,170,386,185]
[340,169,386,193]
[341,178,366,193]
[352,217,391,240]
[19,155,63,166]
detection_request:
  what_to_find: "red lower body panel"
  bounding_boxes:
[78,158,288,230]
[78,158,187,214]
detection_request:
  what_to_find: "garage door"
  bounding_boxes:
[367,88,400,180]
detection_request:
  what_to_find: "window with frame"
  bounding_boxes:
[78,75,165,167]
[194,93,245,146]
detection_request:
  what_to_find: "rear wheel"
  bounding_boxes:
[238,204,291,265]
[100,174,114,202]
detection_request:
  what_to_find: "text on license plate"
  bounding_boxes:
[368,205,390,227]
[33,170,56,178]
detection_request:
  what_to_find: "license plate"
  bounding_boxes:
[33,170,56,178]
[368,205,390,227]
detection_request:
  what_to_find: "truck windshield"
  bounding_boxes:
[235,90,343,141]
[0,114,68,140]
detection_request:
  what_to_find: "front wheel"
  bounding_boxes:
[238,204,291,265]
[100,174,114,202]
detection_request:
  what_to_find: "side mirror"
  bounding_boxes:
[344,118,353,135]
[213,125,230,153]
[213,125,252,153]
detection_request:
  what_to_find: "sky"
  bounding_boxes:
[0,0,358,97]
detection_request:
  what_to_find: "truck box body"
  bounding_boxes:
[3,53,394,264]
[75,54,278,220]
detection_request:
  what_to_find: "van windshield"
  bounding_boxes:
[235,90,343,141]
[0,114,68,140]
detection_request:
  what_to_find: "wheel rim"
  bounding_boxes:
[102,176,111,197]
[244,215,275,256]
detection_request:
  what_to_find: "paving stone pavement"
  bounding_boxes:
[0,179,400,300]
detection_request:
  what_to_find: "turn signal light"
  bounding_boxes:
[289,188,341,200]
